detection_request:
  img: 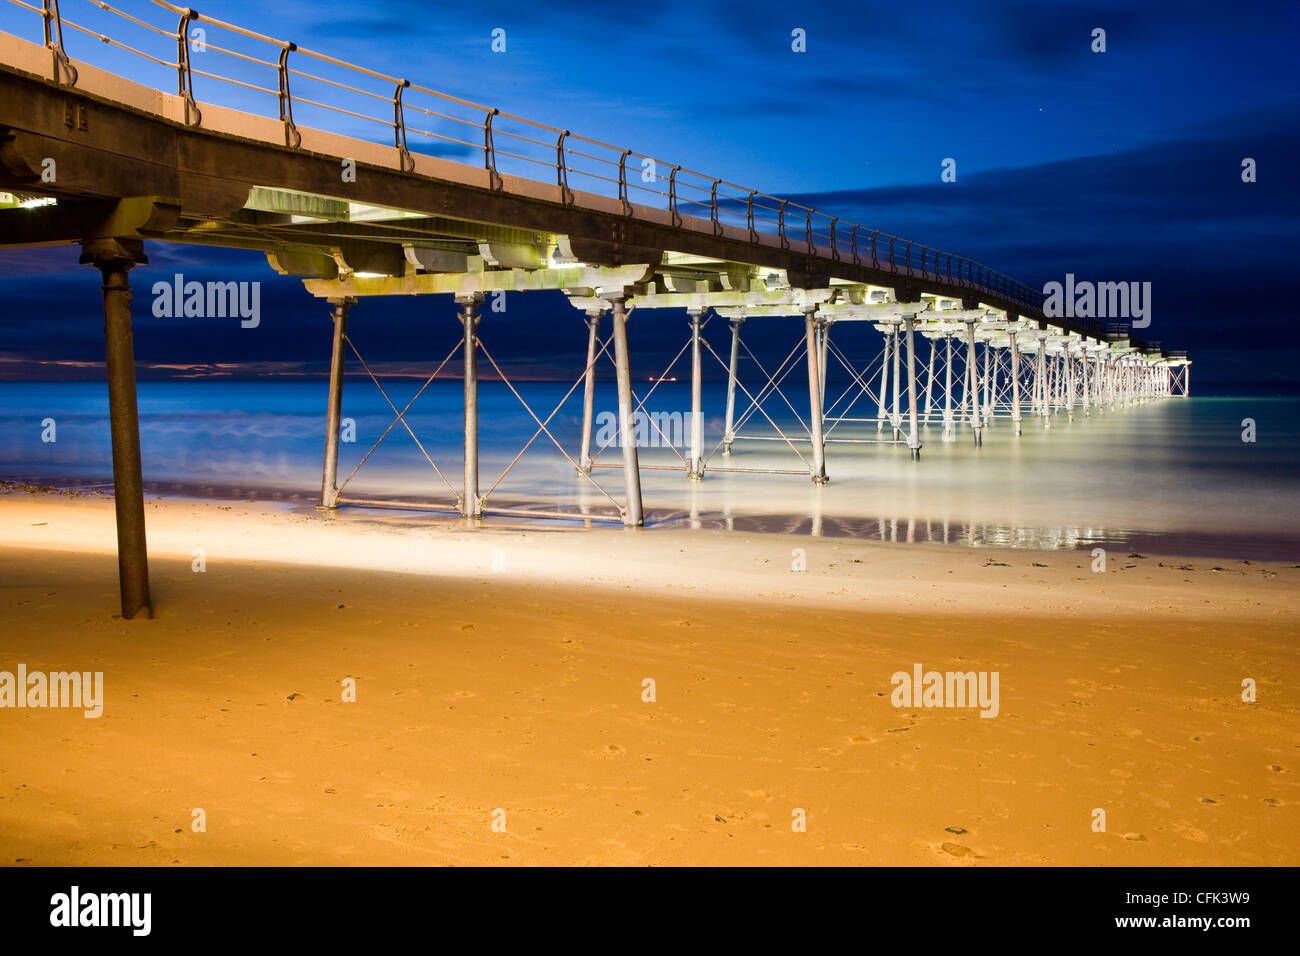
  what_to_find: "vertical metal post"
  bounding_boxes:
[890,322,901,439]
[1081,348,1091,416]
[82,239,151,619]
[804,310,827,483]
[965,320,982,446]
[1009,329,1022,436]
[876,326,891,431]
[982,341,992,425]
[458,294,482,519]
[1066,351,1075,422]
[923,335,936,421]
[320,296,352,508]
[611,296,644,526]
[818,318,830,408]
[1038,336,1050,428]
[578,308,601,473]
[904,315,921,461]
[687,308,705,479]
[943,333,954,442]
[722,315,743,454]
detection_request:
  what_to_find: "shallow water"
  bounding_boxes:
[1,381,1296,560]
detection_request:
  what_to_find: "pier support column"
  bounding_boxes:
[1066,352,1075,422]
[1009,330,1022,436]
[1037,337,1051,429]
[942,333,954,442]
[923,336,936,423]
[722,315,743,455]
[805,309,828,483]
[687,307,705,480]
[578,308,601,474]
[876,327,891,431]
[965,320,982,446]
[611,296,644,526]
[904,315,921,461]
[977,338,987,424]
[320,296,353,509]
[458,293,483,519]
[818,318,830,409]
[83,238,151,620]
[1081,349,1092,416]
[890,321,902,439]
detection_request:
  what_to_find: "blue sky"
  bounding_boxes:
[1,0,1297,391]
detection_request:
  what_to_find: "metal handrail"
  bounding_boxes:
[9,0,1065,320]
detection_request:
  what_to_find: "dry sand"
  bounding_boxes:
[0,489,1297,866]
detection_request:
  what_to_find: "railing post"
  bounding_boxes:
[668,165,681,226]
[805,210,814,255]
[746,190,757,241]
[43,0,77,86]
[393,79,413,172]
[778,200,789,249]
[557,131,574,206]
[484,107,501,188]
[710,179,723,236]
[829,217,839,261]
[277,43,300,148]
[176,8,201,125]
[618,148,632,215]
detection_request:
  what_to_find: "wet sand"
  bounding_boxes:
[1,491,1297,865]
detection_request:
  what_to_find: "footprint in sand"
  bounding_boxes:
[1268,765,1289,774]
[939,842,976,860]
[1174,823,1209,843]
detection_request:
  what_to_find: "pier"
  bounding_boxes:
[0,0,1190,617]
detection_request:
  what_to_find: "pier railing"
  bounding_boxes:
[3,0,1137,339]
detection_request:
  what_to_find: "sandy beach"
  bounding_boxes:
[0,488,1296,866]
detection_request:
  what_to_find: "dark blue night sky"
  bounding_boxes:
[1,0,1297,391]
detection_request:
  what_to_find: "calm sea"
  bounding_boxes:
[1,381,1296,560]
